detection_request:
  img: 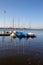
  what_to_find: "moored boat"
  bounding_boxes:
[27,32,36,38]
[15,32,22,38]
[21,32,28,38]
[10,32,16,38]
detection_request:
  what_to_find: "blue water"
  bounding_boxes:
[0,29,43,65]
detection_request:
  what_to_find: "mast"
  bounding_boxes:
[13,16,14,30]
[3,10,6,33]
[18,17,20,29]
[29,21,31,29]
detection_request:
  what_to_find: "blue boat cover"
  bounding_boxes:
[16,32,22,37]
[21,32,28,37]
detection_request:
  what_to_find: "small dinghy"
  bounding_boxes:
[10,32,16,38]
[15,32,22,38]
[27,32,36,38]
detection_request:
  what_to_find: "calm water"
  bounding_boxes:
[0,29,43,65]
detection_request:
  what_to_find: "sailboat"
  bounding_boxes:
[21,18,28,38]
[15,17,28,38]
[15,17,23,38]
[10,17,16,38]
[27,21,36,38]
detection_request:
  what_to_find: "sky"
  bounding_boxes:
[0,0,43,29]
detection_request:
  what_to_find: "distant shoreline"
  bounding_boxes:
[0,28,43,30]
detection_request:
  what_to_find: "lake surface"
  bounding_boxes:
[0,29,43,65]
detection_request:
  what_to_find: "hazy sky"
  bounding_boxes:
[0,0,43,28]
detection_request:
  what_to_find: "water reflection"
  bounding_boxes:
[0,34,42,65]
[2,36,5,43]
